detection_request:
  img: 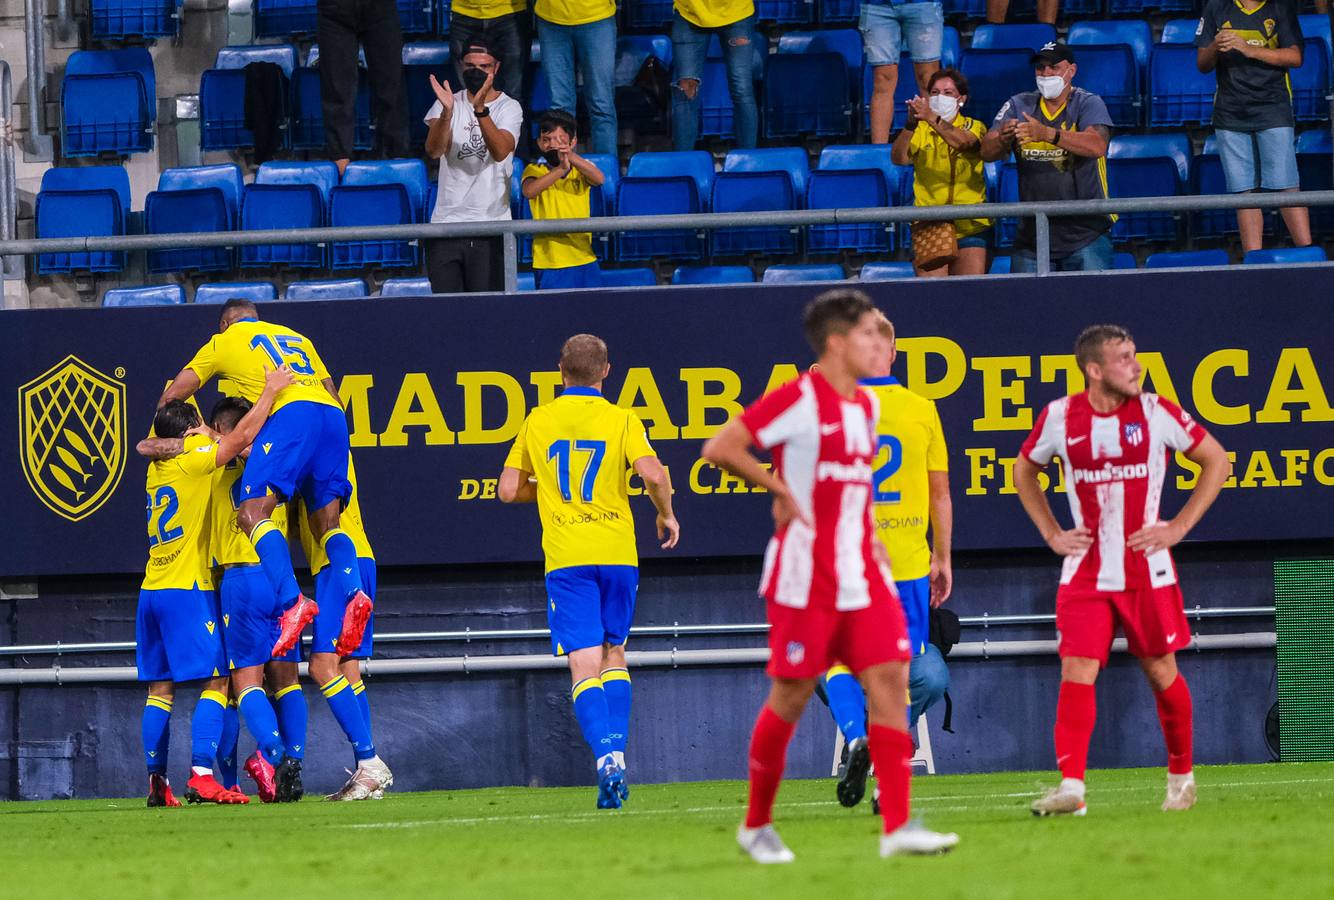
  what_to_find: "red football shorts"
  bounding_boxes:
[766,597,912,680]
[1056,583,1191,666]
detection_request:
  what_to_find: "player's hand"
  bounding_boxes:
[657,513,680,550]
[265,363,296,392]
[929,556,953,607]
[473,71,495,112]
[430,74,454,113]
[770,484,810,530]
[185,424,219,441]
[1127,520,1186,556]
[1045,526,1093,557]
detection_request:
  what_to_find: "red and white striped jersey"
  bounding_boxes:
[1020,392,1208,592]
[739,371,897,612]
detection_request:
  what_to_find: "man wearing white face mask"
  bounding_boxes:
[981,43,1114,273]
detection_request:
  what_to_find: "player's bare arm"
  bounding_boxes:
[497,466,538,503]
[701,419,809,528]
[215,366,295,466]
[632,455,680,549]
[157,367,202,408]
[927,469,953,606]
[323,377,343,408]
[136,437,185,460]
[1126,433,1231,556]
[1013,455,1093,556]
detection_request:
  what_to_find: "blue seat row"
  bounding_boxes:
[255,0,436,38]
[61,49,157,157]
[668,261,914,284]
[90,0,179,39]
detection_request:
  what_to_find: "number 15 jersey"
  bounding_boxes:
[505,387,656,573]
[184,318,339,414]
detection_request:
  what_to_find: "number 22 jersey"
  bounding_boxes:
[143,433,219,591]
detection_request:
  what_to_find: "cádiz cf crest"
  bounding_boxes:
[18,355,127,522]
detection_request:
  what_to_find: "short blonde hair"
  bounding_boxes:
[560,333,609,385]
[871,309,895,340]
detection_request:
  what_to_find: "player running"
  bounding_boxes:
[1014,324,1231,816]
[137,365,293,807]
[702,289,959,864]
[823,311,954,810]
[499,334,680,810]
[159,299,373,661]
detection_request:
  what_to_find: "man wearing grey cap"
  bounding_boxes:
[981,42,1115,272]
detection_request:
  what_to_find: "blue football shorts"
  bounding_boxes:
[897,575,931,658]
[136,586,227,682]
[544,564,638,656]
[220,565,299,669]
[310,557,377,658]
[241,401,352,511]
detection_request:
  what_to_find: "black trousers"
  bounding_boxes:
[449,11,530,105]
[426,236,505,294]
[317,0,410,160]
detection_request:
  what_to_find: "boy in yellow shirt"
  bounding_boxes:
[521,109,606,290]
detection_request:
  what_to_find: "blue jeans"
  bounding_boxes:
[537,14,618,155]
[860,1,944,67]
[670,12,758,151]
[908,644,950,727]
[1215,127,1300,192]
[1011,232,1114,272]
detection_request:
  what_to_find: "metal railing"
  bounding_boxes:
[22,0,54,161]
[4,191,1334,300]
[0,61,17,279]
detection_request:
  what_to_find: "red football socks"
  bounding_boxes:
[744,704,797,829]
[870,723,914,834]
[1154,674,1194,775]
[1054,680,1097,781]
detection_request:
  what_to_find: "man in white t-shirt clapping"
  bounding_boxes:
[424,41,523,294]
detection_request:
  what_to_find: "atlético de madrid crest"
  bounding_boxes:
[1123,422,1144,447]
[18,355,126,522]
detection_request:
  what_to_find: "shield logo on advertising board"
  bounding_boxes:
[18,355,127,522]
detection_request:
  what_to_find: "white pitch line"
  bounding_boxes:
[332,775,1334,830]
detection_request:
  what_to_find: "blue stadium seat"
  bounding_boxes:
[35,166,131,274]
[600,267,658,287]
[1243,247,1328,265]
[671,265,755,285]
[200,45,298,152]
[241,160,340,269]
[1158,19,1199,45]
[61,49,155,157]
[1189,151,1273,239]
[615,35,674,134]
[624,0,673,29]
[777,29,864,77]
[403,42,457,149]
[695,34,765,139]
[1109,0,1192,14]
[942,0,984,16]
[285,278,371,300]
[710,172,798,256]
[762,264,845,283]
[960,50,1036,131]
[380,277,434,296]
[517,271,537,291]
[1107,134,1191,243]
[1300,14,1333,60]
[819,0,861,24]
[1070,45,1140,127]
[145,164,244,274]
[970,24,1056,51]
[807,146,901,254]
[724,147,810,199]
[1144,249,1230,269]
[1067,21,1152,76]
[330,159,428,268]
[194,282,278,304]
[255,0,316,37]
[104,285,187,307]
[1149,45,1216,127]
[292,46,373,150]
[859,262,915,281]
[91,0,179,39]
[437,0,452,35]
[616,34,674,81]
[988,160,1020,248]
[989,255,1012,273]
[398,0,433,34]
[617,152,715,260]
[1113,252,1138,269]
[767,30,861,138]
[1296,128,1334,234]
[1292,37,1331,123]
[756,0,812,24]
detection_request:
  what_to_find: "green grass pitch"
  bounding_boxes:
[3,763,1332,898]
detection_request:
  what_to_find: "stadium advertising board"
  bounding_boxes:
[1,267,1331,576]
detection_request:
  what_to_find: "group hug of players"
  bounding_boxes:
[133,289,1232,864]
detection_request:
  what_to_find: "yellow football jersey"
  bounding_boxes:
[183,318,339,414]
[863,377,948,582]
[210,459,288,567]
[295,453,375,574]
[143,433,219,591]
[504,388,656,572]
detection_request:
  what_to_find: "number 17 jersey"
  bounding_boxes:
[504,387,656,573]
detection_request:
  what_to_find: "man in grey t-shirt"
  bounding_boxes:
[981,43,1114,273]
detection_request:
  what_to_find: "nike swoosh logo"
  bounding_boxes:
[1166,633,1177,643]
[1067,435,1087,445]
[820,423,841,436]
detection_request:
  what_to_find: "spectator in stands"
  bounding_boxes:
[317,0,409,173]
[862,0,944,144]
[1197,1,1311,254]
[891,69,990,277]
[536,0,618,154]
[981,43,1114,272]
[987,0,1057,26]
[450,1,530,109]
[522,109,605,289]
[670,1,758,151]
[424,42,523,294]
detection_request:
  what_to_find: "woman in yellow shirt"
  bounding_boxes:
[890,68,991,278]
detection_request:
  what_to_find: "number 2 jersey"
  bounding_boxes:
[183,318,339,414]
[739,370,896,613]
[143,433,219,591]
[1020,391,1208,593]
[505,387,656,573]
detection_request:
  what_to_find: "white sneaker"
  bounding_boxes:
[360,756,394,792]
[1162,775,1196,811]
[324,759,393,802]
[879,821,960,857]
[736,823,795,864]
[1031,786,1087,817]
